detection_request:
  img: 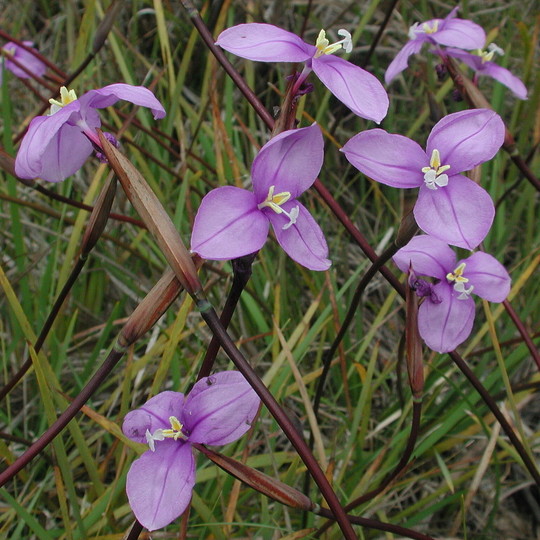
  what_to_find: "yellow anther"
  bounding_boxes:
[475,43,504,64]
[422,20,439,34]
[258,185,300,230]
[446,262,469,284]
[422,149,451,190]
[315,29,352,58]
[49,86,78,114]
[258,185,292,213]
[160,416,185,441]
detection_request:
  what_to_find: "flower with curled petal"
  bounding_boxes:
[15,83,165,183]
[122,371,260,531]
[1,41,46,80]
[216,23,388,123]
[443,45,528,100]
[385,7,485,84]
[341,109,505,250]
[394,235,510,352]
[191,124,331,271]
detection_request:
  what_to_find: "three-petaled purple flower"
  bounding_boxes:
[122,371,260,531]
[216,23,389,123]
[443,45,528,100]
[15,83,166,183]
[385,7,485,84]
[191,124,331,271]
[1,41,46,80]
[394,235,510,353]
[341,109,505,250]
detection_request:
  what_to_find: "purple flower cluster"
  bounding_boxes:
[15,84,166,183]
[1,41,47,81]
[342,109,504,250]
[393,236,510,352]
[123,371,260,531]
[12,9,522,531]
[216,23,389,123]
[191,124,331,271]
[385,7,528,99]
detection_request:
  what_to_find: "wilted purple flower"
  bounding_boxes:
[443,45,528,100]
[216,23,388,123]
[1,41,46,80]
[341,109,505,250]
[394,235,510,352]
[191,124,331,271]
[123,371,260,531]
[15,84,166,183]
[385,7,485,84]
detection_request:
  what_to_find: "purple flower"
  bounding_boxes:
[122,371,260,531]
[15,84,166,183]
[385,7,485,84]
[341,109,505,250]
[443,45,528,100]
[191,124,331,271]
[216,23,388,123]
[1,41,46,80]
[394,235,511,352]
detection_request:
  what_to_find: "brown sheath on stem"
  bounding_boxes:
[194,443,315,512]
[97,130,202,296]
[406,268,424,399]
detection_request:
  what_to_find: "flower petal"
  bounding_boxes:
[460,252,511,302]
[183,371,260,446]
[3,41,47,79]
[266,201,331,271]
[313,55,388,123]
[384,39,425,84]
[191,186,269,260]
[393,235,455,280]
[341,129,426,188]
[426,109,505,173]
[216,23,315,62]
[251,124,323,201]
[418,282,476,353]
[126,441,195,531]
[123,391,184,444]
[434,19,486,49]
[78,83,166,119]
[480,62,528,100]
[14,108,94,183]
[415,175,494,250]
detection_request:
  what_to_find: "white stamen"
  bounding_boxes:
[315,28,353,57]
[454,281,474,300]
[146,428,165,452]
[408,23,420,40]
[282,205,299,230]
[337,29,353,53]
[422,149,451,190]
[488,43,504,56]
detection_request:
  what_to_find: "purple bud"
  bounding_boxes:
[95,132,120,162]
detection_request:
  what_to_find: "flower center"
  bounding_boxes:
[408,20,439,40]
[314,29,352,58]
[473,43,504,64]
[446,262,474,300]
[49,86,78,115]
[258,185,299,230]
[145,415,186,452]
[422,149,451,190]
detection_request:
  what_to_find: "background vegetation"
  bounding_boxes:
[0,0,538,538]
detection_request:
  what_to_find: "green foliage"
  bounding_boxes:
[0,1,538,538]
